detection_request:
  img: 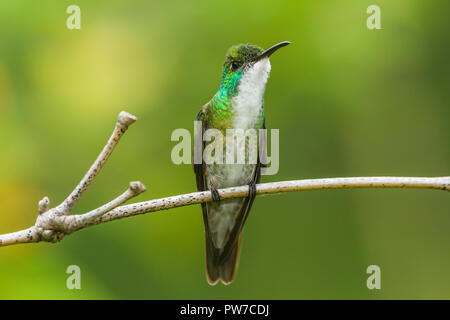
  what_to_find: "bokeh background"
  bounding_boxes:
[0,0,448,299]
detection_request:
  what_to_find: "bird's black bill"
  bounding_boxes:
[253,41,291,62]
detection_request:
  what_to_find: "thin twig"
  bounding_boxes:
[57,111,137,213]
[0,111,448,248]
[70,181,146,229]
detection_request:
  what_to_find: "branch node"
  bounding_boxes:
[129,181,147,195]
[118,111,137,128]
[40,229,64,243]
[38,197,50,215]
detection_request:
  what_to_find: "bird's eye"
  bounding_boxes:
[231,61,241,71]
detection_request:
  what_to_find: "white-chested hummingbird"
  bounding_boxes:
[194,41,290,285]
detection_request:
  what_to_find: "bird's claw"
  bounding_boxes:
[249,181,257,198]
[211,185,221,202]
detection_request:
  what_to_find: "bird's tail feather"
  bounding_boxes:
[205,233,242,285]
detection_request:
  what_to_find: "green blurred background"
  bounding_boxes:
[0,0,448,299]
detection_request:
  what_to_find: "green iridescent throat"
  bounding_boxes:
[207,65,242,128]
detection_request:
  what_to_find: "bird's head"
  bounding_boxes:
[219,41,290,98]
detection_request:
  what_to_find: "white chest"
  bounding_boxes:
[231,58,271,129]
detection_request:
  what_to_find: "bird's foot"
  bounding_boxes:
[210,185,221,202]
[248,180,257,199]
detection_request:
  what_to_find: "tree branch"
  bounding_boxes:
[0,111,448,247]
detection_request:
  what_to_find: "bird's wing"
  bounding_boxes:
[194,104,223,283]
[194,104,217,251]
[193,105,207,194]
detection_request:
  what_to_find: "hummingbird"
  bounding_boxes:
[194,41,290,285]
